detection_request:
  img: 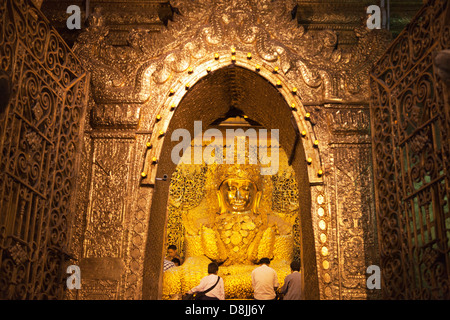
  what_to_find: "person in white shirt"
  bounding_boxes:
[251,258,279,300]
[187,262,225,300]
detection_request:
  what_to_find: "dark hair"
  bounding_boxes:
[259,258,271,265]
[290,260,301,272]
[208,262,219,274]
[172,258,181,265]
[168,245,177,250]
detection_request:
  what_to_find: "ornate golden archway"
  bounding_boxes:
[141,65,321,299]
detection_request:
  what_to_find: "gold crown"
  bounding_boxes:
[214,163,263,191]
[208,136,268,190]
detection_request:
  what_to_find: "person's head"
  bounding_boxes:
[290,260,301,272]
[259,258,270,265]
[208,262,219,274]
[167,245,177,258]
[172,258,181,266]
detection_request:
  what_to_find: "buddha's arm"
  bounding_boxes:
[257,226,276,261]
[272,233,294,262]
[181,210,200,235]
[247,231,263,263]
[201,225,227,262]
[250,226,293,262]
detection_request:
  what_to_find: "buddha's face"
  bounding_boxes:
[219,178,258,212]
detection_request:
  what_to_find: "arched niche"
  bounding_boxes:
[142,65,320,299]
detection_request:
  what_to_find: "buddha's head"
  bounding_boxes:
[218,178,259,213]
[215,163,263,214]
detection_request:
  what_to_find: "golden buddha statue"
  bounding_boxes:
[163,163,295,299]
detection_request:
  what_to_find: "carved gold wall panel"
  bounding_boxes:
[83,138,133,258]
[370,0,450,299]
[306,104,380,300]
[67,127,143,299]
[0,0,89,299]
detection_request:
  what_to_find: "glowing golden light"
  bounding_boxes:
[317,195,324,204]
[319,220,326,230]
[318,207,325,217]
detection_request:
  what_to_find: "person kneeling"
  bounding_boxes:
[187,262,225,300]
[279,260,303,300]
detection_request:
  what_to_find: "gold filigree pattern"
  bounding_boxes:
[370,0,450,299]
[73,0,391,105]
[0,0,88,299]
